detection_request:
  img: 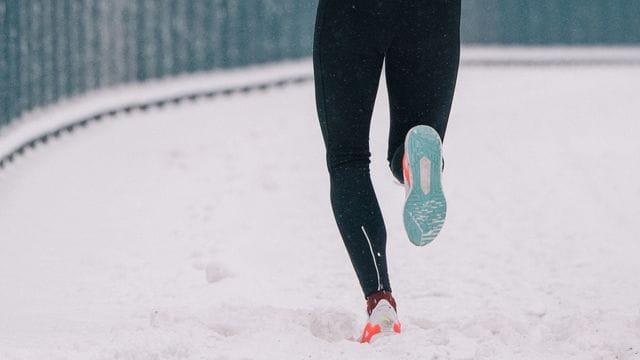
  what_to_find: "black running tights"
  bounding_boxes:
[313,0,461,297]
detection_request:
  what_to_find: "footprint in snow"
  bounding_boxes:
[205,260,231,283]
[306,309,358,342]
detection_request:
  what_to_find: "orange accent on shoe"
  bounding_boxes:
[402,152,411,187]
[360,323,382,343]
[393,322,402,334]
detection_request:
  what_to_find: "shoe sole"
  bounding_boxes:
[403,125,447,246]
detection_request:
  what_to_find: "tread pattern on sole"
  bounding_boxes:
[403,126,447,246]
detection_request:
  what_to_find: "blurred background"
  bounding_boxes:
[1,0,639,126]
[1,2,639,360]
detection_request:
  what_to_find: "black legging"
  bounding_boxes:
[313,0,461,297]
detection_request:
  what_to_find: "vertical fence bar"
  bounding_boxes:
[104,1,117,87]
[62,0,72,97]
[68,0,78,96]
[23,0,31,112]
[12,0,22,120]
[72,0,80,91]
[90,0,101,89]
[192,0,204,71]
[197,0,208,71]
[84,0,92,90]
[288,1,300,57]
[123,3,134,83]
[153,1,165,79]
[169,0,180,75]
[41,0,50,104]
[168,0,176,75]
[27,0,37,110]
[135,0,147,81]
[177,1,187,75]
[255,0,267,64]
[51,0,60,103]
[217,0,227,69]
[18,0,29,113]
[37,0,47,107]
[146,0,157,79]
[203,0,215,71]
[226,1,238,68]
[33,0,42,107]
[76,0,86,94]
[185,0,196,72]
[0,0,8,125]
[237,0,251,66]
[8,0,18,121]
[260,0,275,63]
[278,2,291,58]
[263,0,276,61]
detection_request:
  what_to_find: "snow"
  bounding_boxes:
[0,59,312,159]
[461,46,640,65]
[1,50,640,359]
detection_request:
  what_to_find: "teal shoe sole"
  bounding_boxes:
[403,125,447,246]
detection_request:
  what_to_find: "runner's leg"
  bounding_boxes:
[385,0,461,182]
[314,0,393,296]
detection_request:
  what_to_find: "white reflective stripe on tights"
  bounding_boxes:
[361,226,382,292]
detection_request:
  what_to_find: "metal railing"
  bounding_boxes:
[462,0,640,44]
[0,0,316,126]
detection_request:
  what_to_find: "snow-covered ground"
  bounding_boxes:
[1,54,640,359]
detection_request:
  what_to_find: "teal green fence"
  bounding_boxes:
[463,0,640,44]
[0,0,316,127]
[1,0,639,128]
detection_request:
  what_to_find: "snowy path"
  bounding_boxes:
[1,61,640,359]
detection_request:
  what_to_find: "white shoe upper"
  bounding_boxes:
[367,299,399,332]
